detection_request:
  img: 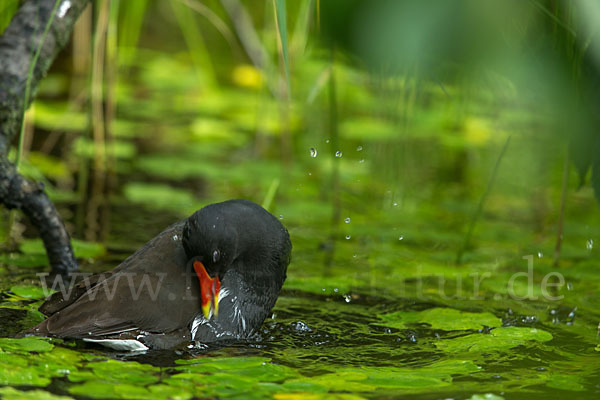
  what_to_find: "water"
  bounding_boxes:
[1,44,600,400]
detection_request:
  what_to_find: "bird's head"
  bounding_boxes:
[182,206,239,320]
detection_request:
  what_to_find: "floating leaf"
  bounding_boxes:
[68,381,151,399]
[70,359,159,386]
[19,239,105,259]
[27,152,70,180]
[0,337,54,353]
[274,394,366,400]
[175,355,270,369]
[546,374,586,392]
[0,366,51,386]
[73,137,137,160]
[122,182,199,214]
[0,387,74,400]
[377,307,502,330]
[434,327,553,353]
[10,285,49,300]
[468,394,504,400]
[33,101,87,131]
[0,252,49,268]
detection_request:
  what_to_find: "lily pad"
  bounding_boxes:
[10,285,50,300]
[0,364,51,386]
[377,307,502,330]
[175,355,270,369]
[20,239,106,259]
[286,360,480,393]
[468,394,504,400]
[0,253,49,268]
[122,182,199,215]
[274,394,366,400]
[69,359,159,385]
[68,381,151,399]
[0,337,54,353]
[546,374,586,392]
[0,387,73,400]
[434,327,553,353]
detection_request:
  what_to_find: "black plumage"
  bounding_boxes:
[26,199,291,350]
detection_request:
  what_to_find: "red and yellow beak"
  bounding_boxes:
[193,260,221,319]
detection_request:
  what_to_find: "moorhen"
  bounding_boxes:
[25,199,291,350]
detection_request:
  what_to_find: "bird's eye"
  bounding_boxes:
[212,249,220,263]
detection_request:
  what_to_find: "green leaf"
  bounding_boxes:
[341,117,398,141]
[73,137,137,160]
[0,337,54,353]
[0,252,49,267]
[434,327,553,353]
[0,365,51,386]
[0,387,74,400]
[19,238,105,259]
[122,182,199,215]
[377,307,502,330]
[27,152,70,180]
[175,355,270,368]
[147,384,194,400]
[10,284,50,300]
[87,359,159,385]
[33,102,87,132]
[546,374,586,392]
[68,380,152,399]
[468,394,504,400]
[274,394,366,400]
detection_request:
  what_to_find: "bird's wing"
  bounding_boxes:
[33,220,201,338]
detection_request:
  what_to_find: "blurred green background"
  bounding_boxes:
[1,0,600,399]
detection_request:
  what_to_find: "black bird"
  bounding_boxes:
[25,199,291,350]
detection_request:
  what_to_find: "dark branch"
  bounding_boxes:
[0,158,77,274]
[0,0,91,274]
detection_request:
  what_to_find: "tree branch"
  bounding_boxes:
[0,0,91,274]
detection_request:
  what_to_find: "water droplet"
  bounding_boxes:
[353,254,358,258]
[537,252,543,258]
[344,217,351,223]
[308,172,312,176]
[172,234,179,241]
[393,202,398,207]
[325,139,330,144]
[335,151,343,158]
[309,147,317,157]
[343,294,351,303]
[279,215,283,219]
[212,224,216,229]
[345,235,351,240]
[359,159,365,163]
[356,145,363,151]
[333,288,339,293]
[398,235,404,241]
[567,282,573,291]
[587,239,593,250]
